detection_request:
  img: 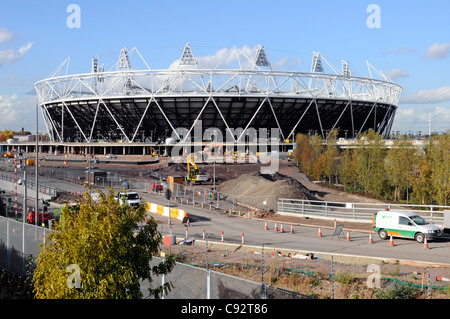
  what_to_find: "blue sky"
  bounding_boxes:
[0,0,449,134]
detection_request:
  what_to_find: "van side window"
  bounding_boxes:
[399,216,411,225]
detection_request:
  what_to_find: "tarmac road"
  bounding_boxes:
[2,172,449,267]
[142,191,450,267]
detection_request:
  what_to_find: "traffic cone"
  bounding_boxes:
[187,219,190,227]
[242,232,245,245]
[346,229,351,241]
[280,222,284,233]
[389,235,394,246]
[265,220,268,230]
[369,231,373,244]
[185,227,189,239]
[221,231,224,243]
[203,229,205,241]
[318,226,322,237]
[436,276,450,282]
[290,224,294,234]
[423,236,429,249]
[274,221,278,231]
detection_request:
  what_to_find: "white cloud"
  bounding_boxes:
[384,68,409,81]
[0,94,39,130]
[0,41,34,67]
[0,27,13,43]
[272,56,302,70]
[382,46,415,56]
[392,105,450,133]
[422,42,450,59]
[400,86,450,104]
[168,45,262,70]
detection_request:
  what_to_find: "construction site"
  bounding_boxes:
[2,44,449,300]
[30,152,450,299]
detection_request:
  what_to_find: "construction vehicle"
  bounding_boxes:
[3,149,15,158]
[150,147,159,157]
[186,155,208,184]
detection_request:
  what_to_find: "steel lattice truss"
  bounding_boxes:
[34,44,403,143]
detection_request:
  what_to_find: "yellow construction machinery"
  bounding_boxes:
[186,154,208,184]
[3,149,15,158]
[149,147,159,157]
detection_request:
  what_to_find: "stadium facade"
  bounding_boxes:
[34,44,403,146]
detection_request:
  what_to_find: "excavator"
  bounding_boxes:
[186,154,208,184]
[149,147,159,157]
[3,149,15,158]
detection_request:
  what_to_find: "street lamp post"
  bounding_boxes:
[35,104,39,226]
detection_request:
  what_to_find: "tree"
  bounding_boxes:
[312,152,327,181]
[411,158,433,205]
[385,137,419,202]
[427,134,450,205]
[323,129,339,186]
[353,130,387,197]
[32,188,175,299]
[292,133,313,173]
[338,148,357,192]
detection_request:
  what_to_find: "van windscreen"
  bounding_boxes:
[410,215,427,225]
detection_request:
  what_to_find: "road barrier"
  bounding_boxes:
[146,202,188,223]
[277,198,449,224]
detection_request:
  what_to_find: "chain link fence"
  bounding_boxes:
[142,257,312,299]
[0,214,309,299]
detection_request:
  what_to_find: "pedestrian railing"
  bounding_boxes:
[277,198,448,224]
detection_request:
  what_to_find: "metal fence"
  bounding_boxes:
[143,257,312,299]
[0,215,308,299]
[277,198,449,224]
[0,172,58,198]
[84,174,276,214]
[0,215,48,275]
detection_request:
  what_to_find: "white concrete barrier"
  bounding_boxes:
[146,202,188,223]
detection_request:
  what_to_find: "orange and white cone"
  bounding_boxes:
[242,233,245,245]
[290,224,294,234]
[346,229,351,241]
[436,276,450,282]
[280,222,284,233]
[318,226,322,237]
[389,235,394,246]
[185,227,189,239]
[423,236,429,249]
[187,219,190,227]
[274,221,278,231]
[369,231,373,244]
[221,231,224,243]
[265,220,268,230]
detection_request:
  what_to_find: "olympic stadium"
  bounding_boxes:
[34,44,403,147]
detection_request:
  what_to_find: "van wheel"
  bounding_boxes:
[415,232,425,243]
[378,229,388,240]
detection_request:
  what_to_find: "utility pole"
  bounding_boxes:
[35,104,39,226]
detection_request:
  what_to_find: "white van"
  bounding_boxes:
[374,210,442,243]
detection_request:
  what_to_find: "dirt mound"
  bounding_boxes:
[217,171,315,205]
[250,209,277,219]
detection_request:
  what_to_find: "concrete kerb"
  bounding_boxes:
[168,237,450,269]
